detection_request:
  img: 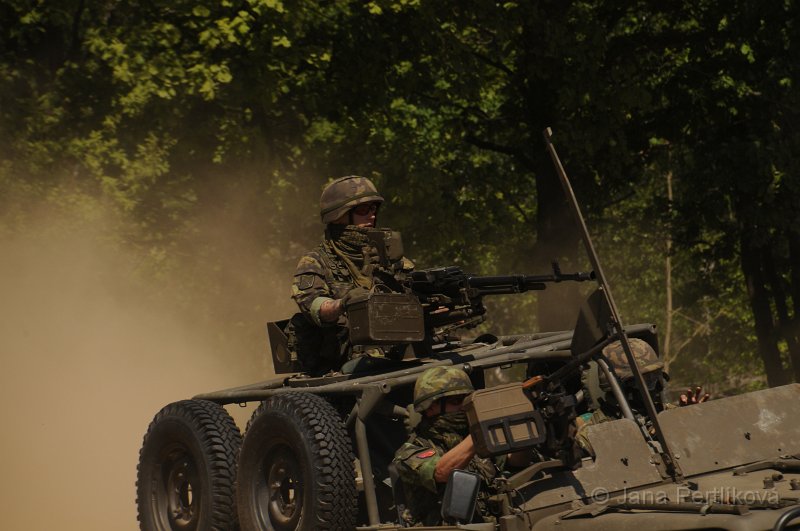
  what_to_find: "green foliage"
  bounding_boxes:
[1,0,798,387]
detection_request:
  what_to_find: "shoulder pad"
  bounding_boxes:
[295,252,325,275]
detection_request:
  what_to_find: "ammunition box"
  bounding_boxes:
[464,382,546,457]
[348,292,425,344]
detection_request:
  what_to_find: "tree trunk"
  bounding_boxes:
[762,245,800,382]
[533,155,583,331]
[788,231,800,381]
[740,233,790,386]
[790,232,800,319]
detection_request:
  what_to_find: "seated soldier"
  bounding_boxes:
[290,175,413,375]
[576,338,709,456]
[393,366,527,526]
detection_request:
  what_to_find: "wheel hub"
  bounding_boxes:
[165,451,199,529]
[265,448,303,528]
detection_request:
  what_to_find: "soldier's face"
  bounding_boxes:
[350,202,379,227]
[424,395,465,417]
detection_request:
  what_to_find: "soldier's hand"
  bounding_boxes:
[403,404,421,433]
[679,386,710,406]
[341,286,371,309]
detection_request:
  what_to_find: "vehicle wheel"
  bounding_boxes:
[237,392,357,531]
[136,399,241,531]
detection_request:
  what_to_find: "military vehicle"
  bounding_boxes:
[136,130,800,531]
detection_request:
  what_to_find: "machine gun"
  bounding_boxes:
[407,264,594,332]
[346,255,594,347]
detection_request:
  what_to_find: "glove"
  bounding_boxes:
[341,286,371,309]
[404,404,422,433]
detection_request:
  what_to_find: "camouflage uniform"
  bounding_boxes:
[290,176,413,374]
[292,225,376,327]
[393,422,499,526]
[574,408,612,456]
[577,338,665,456]
[392,367,500,526]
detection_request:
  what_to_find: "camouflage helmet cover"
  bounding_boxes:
[601,338,664,386]
[413,366,475,412]
[319,175,384,224]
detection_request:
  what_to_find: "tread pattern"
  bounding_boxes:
[136,399,242,531]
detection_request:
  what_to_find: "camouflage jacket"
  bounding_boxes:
[291,241,359,326]
[575,408,611,457]
[292,226,413,324]
[290,225,413,374]
[392,428,499,526]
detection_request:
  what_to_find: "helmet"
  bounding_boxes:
[319,175,384,224]
[413,366,474,412]
[600,338,664,389]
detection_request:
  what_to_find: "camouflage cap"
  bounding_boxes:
[601,338,663,384]
[413,366,474,412]
[320,175,384,224]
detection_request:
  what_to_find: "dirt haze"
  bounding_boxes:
[0,214,285,530]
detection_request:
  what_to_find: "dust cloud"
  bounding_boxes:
[0,211,292,530]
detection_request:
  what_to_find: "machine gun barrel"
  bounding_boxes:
[409,266,594,298]
[466,275,546,294]
[468,270,594,295]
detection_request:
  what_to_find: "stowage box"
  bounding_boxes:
[348,292,425,344]
[464,382,546,457]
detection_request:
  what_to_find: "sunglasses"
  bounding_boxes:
[352,203,379,216]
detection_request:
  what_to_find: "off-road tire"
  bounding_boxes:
[136,399,241,531]
[236,392,357,531]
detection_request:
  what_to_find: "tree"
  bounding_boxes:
[650,0,800,386]
[2,0,798,388]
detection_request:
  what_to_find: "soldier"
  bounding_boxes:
[576,338,709,456]
[290,175,413,375]
[392,366,501,526]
